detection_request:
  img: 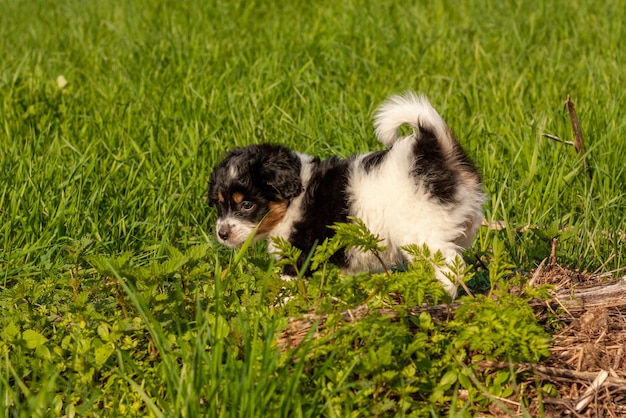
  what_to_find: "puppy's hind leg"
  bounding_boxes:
[434,264,461,299]
[401,246,463,299]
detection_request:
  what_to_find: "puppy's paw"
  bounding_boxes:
[435,268,459,300]
[280,273,298,282]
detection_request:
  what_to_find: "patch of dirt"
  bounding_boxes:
[525,263,626,417]
[277,260,626,416]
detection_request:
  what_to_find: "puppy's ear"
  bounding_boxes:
[260,147,303,200]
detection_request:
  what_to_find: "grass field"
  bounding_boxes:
[1,0,625,416]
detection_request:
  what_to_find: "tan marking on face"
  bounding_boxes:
[217,191,225,203]
[257,201,287,234]
[232,192,244,204]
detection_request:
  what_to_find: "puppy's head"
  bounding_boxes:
[207,144,303,247]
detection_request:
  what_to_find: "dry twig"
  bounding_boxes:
[566,95,586,159]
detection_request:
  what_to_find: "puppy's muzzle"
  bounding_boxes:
[217,224,231,241]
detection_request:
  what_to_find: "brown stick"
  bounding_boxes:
[548,238,558,266]
[566,96,586,157]
[542,133,575,146]
[566,95,593,177]
[476,361,626,389]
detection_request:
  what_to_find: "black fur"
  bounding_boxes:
[255,145,303,200]
[411,127,458,204]
[208,144,302,207]
[451,141,481,182]
[288,157,351,271]
[361,150,388,173]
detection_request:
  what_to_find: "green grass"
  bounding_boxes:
[1,0,625,416]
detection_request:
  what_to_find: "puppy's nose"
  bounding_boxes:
[217,225,231,241]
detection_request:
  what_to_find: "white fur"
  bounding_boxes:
[228,165,239,179]
[331,95,481,297]
[374,92,452,150]
[216,217,256,248]
[366,95,484,296]
[347,138,475,296]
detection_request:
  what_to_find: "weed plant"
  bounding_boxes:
[1,0,625,416]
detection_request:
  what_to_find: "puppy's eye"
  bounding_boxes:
[240,201,255,211]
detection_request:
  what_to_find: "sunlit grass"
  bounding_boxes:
[1,0,625,415]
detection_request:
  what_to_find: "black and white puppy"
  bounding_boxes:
[207,93,485,298]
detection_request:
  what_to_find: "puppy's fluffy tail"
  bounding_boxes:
[374,92,452,149]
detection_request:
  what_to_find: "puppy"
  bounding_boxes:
[207,93,485,298]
